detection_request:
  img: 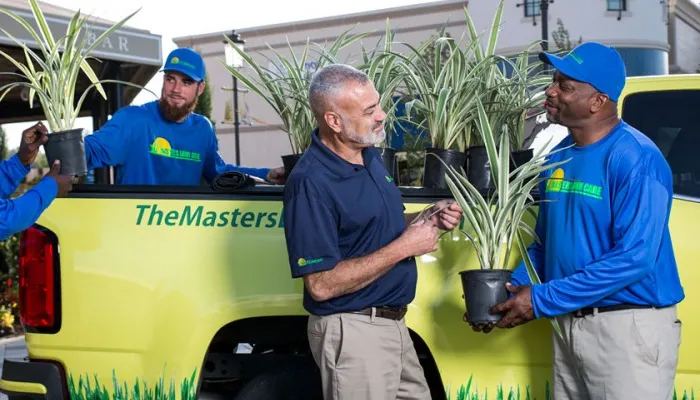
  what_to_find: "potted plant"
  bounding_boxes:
[358,19,405,183]
[444,96,569,327]
[391,1,516,190]
[498,42,551,171]
[458,0,512,192]
[465,48,549,188]
[0,0,150,176]
[447,2,548,193]
[223,29,368,175]
[391,29,476,190]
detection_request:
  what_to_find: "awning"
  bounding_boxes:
[0,0,163,124]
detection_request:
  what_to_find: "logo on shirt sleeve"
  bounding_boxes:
[297,257,324,267]
[546,168,603,200]
[150,137,202,162]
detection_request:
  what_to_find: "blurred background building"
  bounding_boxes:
[174,0,700,168]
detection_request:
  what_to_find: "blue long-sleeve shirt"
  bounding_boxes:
[511,120,685,318]
[0,154,57,240]
[84,100,270,185]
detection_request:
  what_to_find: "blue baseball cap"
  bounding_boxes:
[161,48,206,82]
[539,42,626,102]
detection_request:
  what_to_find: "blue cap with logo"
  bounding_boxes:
[161,47,206,82]
[539,42,626,102]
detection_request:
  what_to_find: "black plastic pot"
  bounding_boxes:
[422,148,467,189]
[281,153,303,176]
[465,146,494,191]
[510,148,534,171]
[43,128,87,177]
[510,148,536,185]
[460,269,513,325]
[378,147,398,184]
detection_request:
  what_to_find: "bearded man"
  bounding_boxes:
[282,64,463,400]
[83,47,286,185]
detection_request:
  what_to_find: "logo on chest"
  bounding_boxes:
[150,137,202,162]
[546,168,603,200]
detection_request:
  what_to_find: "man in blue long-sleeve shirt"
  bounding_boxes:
[0,122,73,240]
[83,47,286,186]
[478,42,685,399]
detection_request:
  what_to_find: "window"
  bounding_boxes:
[613,47,669,77]
[607,0,627,11]
[622,90,700,198]
[524,0,540,17]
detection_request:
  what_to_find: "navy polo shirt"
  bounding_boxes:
[283,129,417,316]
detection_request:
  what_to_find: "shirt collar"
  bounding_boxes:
[308,128,377,178]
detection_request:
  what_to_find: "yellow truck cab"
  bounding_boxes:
[1,73,699,400]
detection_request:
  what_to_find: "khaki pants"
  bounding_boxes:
[307,311,431,400]
[552,306,682,400]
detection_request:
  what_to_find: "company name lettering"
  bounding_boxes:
[135,204,284,228]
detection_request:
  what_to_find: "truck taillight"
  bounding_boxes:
[19,225,60,332]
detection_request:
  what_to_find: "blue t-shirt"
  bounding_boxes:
[283,130,416,316]
[0,154,57,240]
[511,120,685,318]
[84,100,271,185]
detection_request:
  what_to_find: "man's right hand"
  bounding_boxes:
[400,219,440,257]
[46,160,73,197]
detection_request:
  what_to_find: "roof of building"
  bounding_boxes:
[173,0,466,43]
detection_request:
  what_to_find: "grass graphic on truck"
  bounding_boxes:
[64,370,697,400]
[67,369,197,400]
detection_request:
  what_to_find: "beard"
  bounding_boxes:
[158,95,198,122]
[344,119,386,145]
[546,109,561,124]
[348,128,385,145]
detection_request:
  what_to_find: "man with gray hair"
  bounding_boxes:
[282,63,463,399]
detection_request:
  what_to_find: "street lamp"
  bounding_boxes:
[516,0,554,52]
[516,0,554,74]
[224,30,245,166]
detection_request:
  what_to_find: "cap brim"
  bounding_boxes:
[160,67,202,82]
[538,52,589,84]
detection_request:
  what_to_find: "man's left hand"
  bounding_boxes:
[18,122,48,166]
[428,199,463,230]
[490,283,535,329]
[266,167,286,185]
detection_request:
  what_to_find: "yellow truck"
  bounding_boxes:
[0,73,698,400]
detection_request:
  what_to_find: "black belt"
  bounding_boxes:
[353,306,407,320]
[572,304,655,318]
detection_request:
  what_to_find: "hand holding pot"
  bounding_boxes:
[400,219,439,257]
[46,160,73,197]
[18,122,48,166]
[489,283,535,329]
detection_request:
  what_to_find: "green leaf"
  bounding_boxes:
[516,230,564,341]
[0,2,146,132]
